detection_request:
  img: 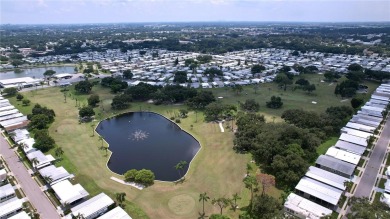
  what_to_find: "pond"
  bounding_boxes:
[0,66,75,80]
[96,112,201,181]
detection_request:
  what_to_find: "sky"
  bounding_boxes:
[0,0,389,24]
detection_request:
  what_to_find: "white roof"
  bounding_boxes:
[345,122,375,133]
[18,138,36,154]
[339,133,367,147]
[0,109,19,117]
[284,193,332,219]
[326,147,361,165]
[0,105,16,112]
[295,177,342,206]
[0,183,15,200]
[54,73,73,78]
[10,128,29,142]
[0,116,28,127]
[38,165,73,185]
[385,180,390,194]
[341,127,373,139]
[26,151,55,169]
[0,77,40,85]
[71,193,114,218]
[0,113,23,123]
[362,105,384,113]
[305,166,349,190]
[0,198,23,218]
[335,140,366,155]
[97,207,132,219]
[8,211,31,219]
[51,180,89,204]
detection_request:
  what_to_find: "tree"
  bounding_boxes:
[347,197,390,219]
[88,94,100,107]
[173,71,187,83]
[186,91,216,109]
[204,102,236,122]
[16,93,24,101]
[11,59,23,67]
[174,57,179,66]
[55,147,64,158]
[79,106,95,118]
[122,70,133,79]
[28,114,50,130]
[2,87,18,96]
[199,192,210,216]
[324,71,340,82]
[124,169,138,182]
[295,78,309,86]
[348,63,363,72]
[174,160,188,180]
[134,169,155,186]
[250,194,282,219]
[251,64,265,75]
[98,136,104,149]
[231,193,241,212]
[33,130,55,152]
[256,174,275,196]
[111,94,132,110]
[43,70,56,78]
[75,80,93,94]
[274,73,292,91]
[303,84,316,93]
[266,96,283,109]
[22,99,31,106]
[232,85,243,95]
[240,99,260,112]
[115,192,126,207]
[243,175,258,208]
[209,214,230,219]
[212,198,230,215]
[178,109,188,118]
[43,176,53,184]
[351,97,364,109]
[31,157,40,171]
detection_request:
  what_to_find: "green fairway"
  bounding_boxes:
[7,74,379,219]
[9,85,259,219]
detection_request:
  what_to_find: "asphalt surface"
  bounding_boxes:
[354,116,390,198]
[0,135,60,219]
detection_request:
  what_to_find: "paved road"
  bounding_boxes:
[0,135,60,219]
[354,116,390,198]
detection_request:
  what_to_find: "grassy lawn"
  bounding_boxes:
[8,74,379,219]
[212,74,379,121]
[379,178,386,189]
[316,137,338,155]
[10,85,260,219]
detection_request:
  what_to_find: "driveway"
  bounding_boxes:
[0,135,60,219]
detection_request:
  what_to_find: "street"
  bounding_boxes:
[354,116,390,198]
[0,135,60,219]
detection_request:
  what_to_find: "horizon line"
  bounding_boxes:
[1,21,390,26]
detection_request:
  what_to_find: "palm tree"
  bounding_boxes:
[91,123,95,137]
[31,157,39,171]
[98,136,104,148]
[174,160,188,180]
[55,147,64,158]
[199,192,210,216]
[231,193,241,211]
[243,175,258,209]
[115,192,126,207]
[18,142,28,151]
[43,176,53,184]
[212,197,230,215]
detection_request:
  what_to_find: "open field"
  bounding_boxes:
[212,74,380,120]
[8,74,379,218]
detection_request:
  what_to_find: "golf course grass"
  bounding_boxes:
[8,73,379,219]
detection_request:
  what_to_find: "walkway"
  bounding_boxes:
[0,135,60,219]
